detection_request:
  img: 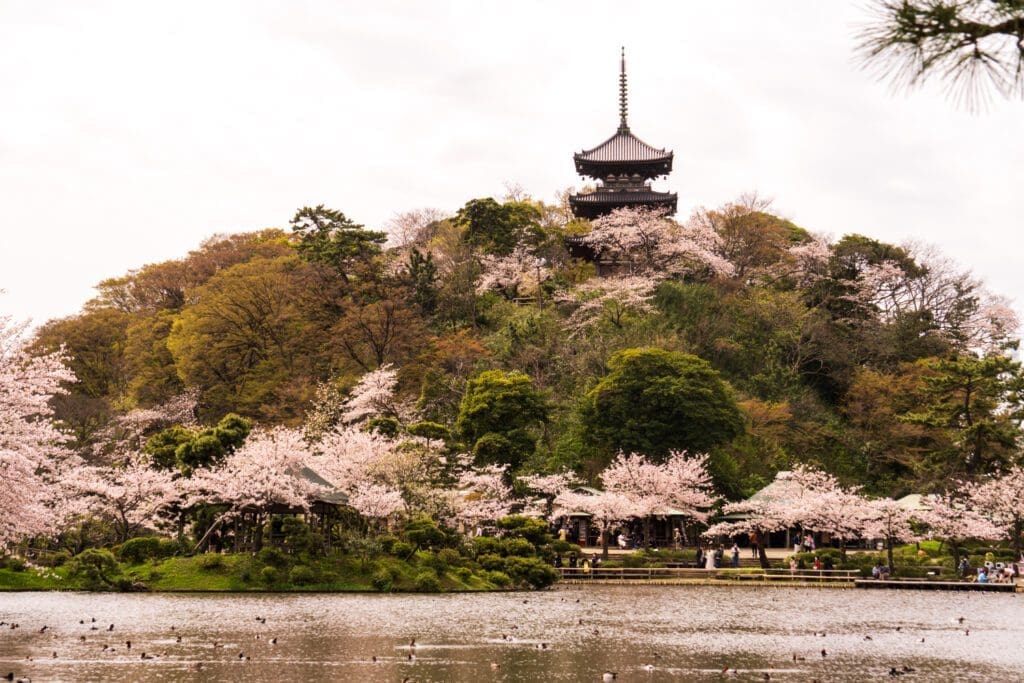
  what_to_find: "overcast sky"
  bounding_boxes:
[2,1,1022,327]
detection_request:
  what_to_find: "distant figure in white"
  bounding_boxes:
[705,548,715,570]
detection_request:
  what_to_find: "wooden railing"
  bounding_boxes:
[557,566,861,583]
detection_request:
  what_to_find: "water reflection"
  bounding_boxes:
[1,586,1022,681]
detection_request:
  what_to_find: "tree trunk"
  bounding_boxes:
[1014,517,1022,562]
[756,531,769,570]
[601,528,610,561]
[886,536,895,577]
[253,513,264,553]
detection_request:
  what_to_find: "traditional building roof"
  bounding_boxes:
[568,48,676,220]
[574,130,673,167]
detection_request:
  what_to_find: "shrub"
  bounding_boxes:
[377,534,400,554]
[200,554,224,570]
[478,553,505,572]
[472,536,500,556]
[485,570,512,588]
[420,551,448,573]
[288,565,317,585]
[438,548,462,567]
[5,557,27,572]
[404,517,447,550]
[407,421,449,440]
[550,540,581,555]
[503,556,559,590]
[37,550,72,568]
[497,515,553,546]
[260,566,279,584]
[257,547,290,569]
[500,537,535,558]
[391,541,414,558]
[454,566,473,581]
[118,537,162,564]
[280,517,316,555]
[413,569,442,592]
[366,416,401,437]
[371,568,394,592]
[67,549,123,590]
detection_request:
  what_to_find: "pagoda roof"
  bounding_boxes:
[570,189,676,206]
[574,128,673,165]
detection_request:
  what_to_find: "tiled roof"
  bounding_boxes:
[575,130,672,163]
[570,190,676,204]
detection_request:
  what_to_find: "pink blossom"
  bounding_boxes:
[186,427,325,513]
[72,455,179,542]
[582,207,734,278]
[600,450,718,523]
[0,313,77,548]
[558,275,658,334]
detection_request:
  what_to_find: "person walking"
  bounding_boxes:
[731,543,740,568]
[695,546,704,569]
[749,532,758,558]
[704,547,716,570]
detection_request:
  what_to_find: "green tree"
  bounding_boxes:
[144,413,251,475]
[581,348,744,460]
[859,0,1024,104]
[903,353,1024,475]
[406,247,438,314]
[454,198,542,256]
[456,369,550,469]
[289,204,387,281]
[166,255,325,421]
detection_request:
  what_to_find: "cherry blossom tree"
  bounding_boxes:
[602,450,718,521]
[704,466,853,568]
[0,313,76,550]
[967,466,1024,560]
[518,471,577,518]
[186,427,325,551]
[553,488,638,559]
[347,483,405,530]
[862,498,919,573]
[451,464,514,529]
[95,388,200,455]
[786,235,832,288]
[73,456,179,543]
[476,246,550,300]
[581,206,734,278]
[341,364,402,425]
[557,275,658,335]
[919,493,1002,568]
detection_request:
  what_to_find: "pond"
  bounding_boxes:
[2,585,1022,681]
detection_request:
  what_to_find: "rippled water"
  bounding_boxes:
[1,586,1022,681]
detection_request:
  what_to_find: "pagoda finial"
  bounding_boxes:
[618,46,629,133]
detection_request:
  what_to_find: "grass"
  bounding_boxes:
[0,552,504,593]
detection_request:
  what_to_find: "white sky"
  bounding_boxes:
[2,1,1022,326]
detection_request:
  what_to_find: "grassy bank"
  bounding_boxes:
[0,552,505,592]
[0,516,563,593]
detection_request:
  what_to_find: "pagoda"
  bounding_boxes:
[568,49,677,220]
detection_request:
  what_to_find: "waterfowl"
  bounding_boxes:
[602,672,617,682]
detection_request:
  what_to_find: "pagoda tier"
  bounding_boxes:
[569,187,677,220]
[569,49,677,220]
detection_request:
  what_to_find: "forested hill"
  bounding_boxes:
[31,196,1023,498]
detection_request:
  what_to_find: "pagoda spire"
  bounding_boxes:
[618,46,629,133]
